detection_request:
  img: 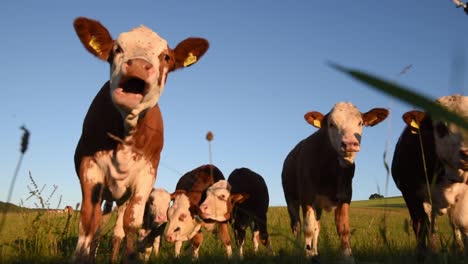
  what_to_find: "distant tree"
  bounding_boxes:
[369,193,384,200]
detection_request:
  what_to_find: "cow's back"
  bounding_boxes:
[176,164,225,205]
[228,168,269,214]
[391,117,439,191]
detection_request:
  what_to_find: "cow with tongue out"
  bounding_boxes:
[72,17,209,263]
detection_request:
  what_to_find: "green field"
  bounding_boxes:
[0,197,463,263]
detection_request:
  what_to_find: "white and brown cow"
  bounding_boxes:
[392,94,468,260]
[111,188,172,263]
[72,17,209,263]
[165,164,233,258]
[281,102,388,260]
[198,168,271,258]
[138,188,171,261]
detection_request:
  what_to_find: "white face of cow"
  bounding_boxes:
[304,102,389,168]
[148,188,171,224]
[73,17,209,129]
[433,95,468,178]
[327,103,364,166]
[165,193,201,243]
[199,180,231,221]
[109,27,169,123]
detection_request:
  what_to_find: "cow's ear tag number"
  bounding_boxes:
[410,119,420,134]
[184,52,197,67]
[313,120,321,128]
[89,36,102,55]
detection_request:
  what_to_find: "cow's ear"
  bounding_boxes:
[173,38,209,70]
[230,193,250,206]
[73,17,114,61]
[304,111,325,128]
[362,108,389,127]
[170,189,186,200]
[402,110,425,133]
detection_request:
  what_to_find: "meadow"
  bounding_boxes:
[0,196,464,264]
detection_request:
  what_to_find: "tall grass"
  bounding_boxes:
[0,197,465,263]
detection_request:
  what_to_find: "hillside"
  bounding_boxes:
[0,201,27,213]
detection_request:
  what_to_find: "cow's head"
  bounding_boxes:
[165,191,202,243]
[305,102,389,167]
[73,17,209,129]
[199,180,249,222]
[403,94,468,181]
[147,188,171,224]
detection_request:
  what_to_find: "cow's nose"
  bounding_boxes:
[125,58,153,79]
[199,203,207,212]
[127,58,153,70]
[341,140,360,152]
[166,234,174,242]
[157,215,167,222]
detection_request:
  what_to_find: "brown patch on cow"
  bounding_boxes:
[173,38,210,70]
[73,17,114,61]
[131,104,164,168]
[124,195,145,229]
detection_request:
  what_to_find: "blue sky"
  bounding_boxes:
[1,1,467,208]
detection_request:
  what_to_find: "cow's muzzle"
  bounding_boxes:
[119,58,153,95]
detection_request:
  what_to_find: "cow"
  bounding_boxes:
[198,167,272,258]
[72,17,209,263]
[138,188,171,261]
[391,94,468,260]
[111,188,171,263]
[281,102,389,260]
[164,164,233,258]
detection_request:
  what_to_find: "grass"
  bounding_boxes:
[0,196,464,264]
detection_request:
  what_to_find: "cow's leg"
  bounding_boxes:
[111,204,126,263]
[152,235,161,256]
[257,213,273,253]
[286,198,301,240]
[137,228,152,262]
[191,232,204,259]
[174,241,183,257]
[335,203,352,257]
[122,179,155,263]
[73,160,105,264]
[253,230,260,252]
[234,224,246,258]
[302,205,320,257]
[218,222,233,258]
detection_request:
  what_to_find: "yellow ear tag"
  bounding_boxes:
[313,119,321,128]
[183,52,197,67]
[88,36,102,55]
[410,119,420,134]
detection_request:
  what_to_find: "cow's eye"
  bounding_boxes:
[435,122,449,138]
[219,195,226,200]
[329,122,336,128]
[358,121,363,127]
[179,214,186,222]
[164,54,171,62]
[114,45,123,54]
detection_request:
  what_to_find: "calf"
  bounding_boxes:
[111,188,171,263]
[165,165,233,258]
[72,17,209,263]
[392,94,468,259]
[281,102,388,259]
[138,188,171,261]
[199,167,271,258]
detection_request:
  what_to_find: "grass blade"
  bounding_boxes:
[330,63,468,130]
